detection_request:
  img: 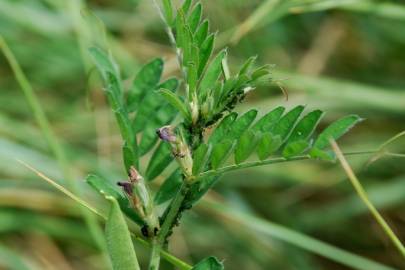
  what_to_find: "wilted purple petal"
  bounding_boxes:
[117,181,133,196]
[156,126,176,143]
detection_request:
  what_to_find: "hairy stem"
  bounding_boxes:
[149,182,189,269]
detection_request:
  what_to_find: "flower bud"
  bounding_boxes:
[117,166,159,232]
[190,100,199,125]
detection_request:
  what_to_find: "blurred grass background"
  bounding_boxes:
[0,0,405,269]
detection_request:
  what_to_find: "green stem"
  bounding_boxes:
[197,150,378,179]
[159,183,189,243]
[148,182,189,269]
[148,238,162,270]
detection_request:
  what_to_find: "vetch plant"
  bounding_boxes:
[87,0,365,269]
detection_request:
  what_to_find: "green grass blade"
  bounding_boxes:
[0,36,106,251]
[105,197,141,270]
[0,244,32,270]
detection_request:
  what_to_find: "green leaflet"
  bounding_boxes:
[313,115,363,149]
[104,72,124,111]
[105,197,140,270]
[238,56,257,76]
[191,257,224,270]
[132,78,178,134]
[193,143,212,175]
[256,133,283,160]
[199,49,227,99]
[188,3,202,33]
[127,58,164,112]
[228,109,258,140]
[86,174,145,226]
[195,20,209,47]
[210,140,236,169]
[234,130,260,164]
[186,45,200,98]
[159,89,191,122]
[88,47,119,81]
[252,106,285,132]
[198,33,215,77]
[309,147,336,161]
[186,176,221,206]
[161,0,174,26]
[287,109,324,144]
[115,108,138,167]
[251,64,271,81]
[0,244,31,270]
[88,47,123,110]
[146,142,173,181]
[114,108,136,145]
[180,0,193,15]
[272,105,305,140]
[122,141,136,172]
[138,104,177,156]
[282,140,310,158]
[154,169,183,205]
[209,112,238,144]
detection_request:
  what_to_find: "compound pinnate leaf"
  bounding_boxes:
[127,58,164,112]
[256,133,282,160]
[191,257,224,270]
[314,115,362,149]
[154,169,183,205]
[105,197,140,270]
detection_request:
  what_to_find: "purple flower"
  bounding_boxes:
[156,125,177,143]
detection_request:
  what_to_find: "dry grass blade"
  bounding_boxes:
[16,159,105,219]
[330,140,405,258]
